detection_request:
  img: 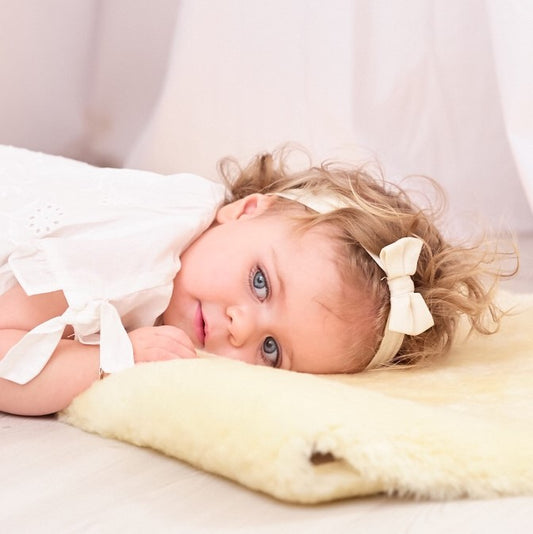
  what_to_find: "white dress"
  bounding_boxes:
[0,145,226,384]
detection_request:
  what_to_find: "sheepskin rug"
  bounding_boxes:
[61,291,533,503]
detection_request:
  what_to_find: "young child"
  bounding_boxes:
[0,145,509,416]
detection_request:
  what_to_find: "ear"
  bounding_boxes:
[215,194,277,224]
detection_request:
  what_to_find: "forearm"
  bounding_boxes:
[0,330,100,416]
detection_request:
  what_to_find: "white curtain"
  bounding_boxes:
[487,0,533,213]
[0,0,179,165]
[1,0,532,237]
[126,0,533,237]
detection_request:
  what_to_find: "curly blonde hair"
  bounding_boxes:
[218,146,517,371]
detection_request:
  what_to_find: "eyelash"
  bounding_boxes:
[249,266,282,368]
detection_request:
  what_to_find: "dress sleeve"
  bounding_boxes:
[0,146,226,384]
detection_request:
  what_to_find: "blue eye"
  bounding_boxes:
[251,267,268,301]
[261,336,281,368]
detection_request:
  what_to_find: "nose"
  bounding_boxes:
[226,304,256,347]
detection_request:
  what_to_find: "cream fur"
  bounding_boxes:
[60,291,533,503]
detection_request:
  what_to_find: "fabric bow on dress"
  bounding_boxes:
[0,300,133,384]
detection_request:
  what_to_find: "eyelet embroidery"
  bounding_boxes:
[26,203,64,237]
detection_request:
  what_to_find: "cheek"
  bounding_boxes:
[179,228,250,300]
[180,258,238,300]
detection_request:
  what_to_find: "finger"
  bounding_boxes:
[129,327,197,361]
[153,332,197,360]
[152,326,196,351]
[148,345,197,361]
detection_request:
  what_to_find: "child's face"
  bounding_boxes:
[163,194,368,373]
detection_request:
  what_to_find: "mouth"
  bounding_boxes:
[194,303,206,347]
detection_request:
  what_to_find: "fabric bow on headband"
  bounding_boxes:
[275,189,434,368]
[367,237,434,336]
[365,237,434,368]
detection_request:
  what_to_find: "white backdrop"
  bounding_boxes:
[0,0,532,238]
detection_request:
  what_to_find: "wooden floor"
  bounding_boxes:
[2,410,532,533]
[1,232,532,533]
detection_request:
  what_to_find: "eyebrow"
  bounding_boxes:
[269,246,294,370]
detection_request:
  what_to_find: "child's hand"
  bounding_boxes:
[128,326,197,363]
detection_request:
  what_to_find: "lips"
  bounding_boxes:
[194,303,206,347]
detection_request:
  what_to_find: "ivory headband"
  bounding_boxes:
[275,189,435,369]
